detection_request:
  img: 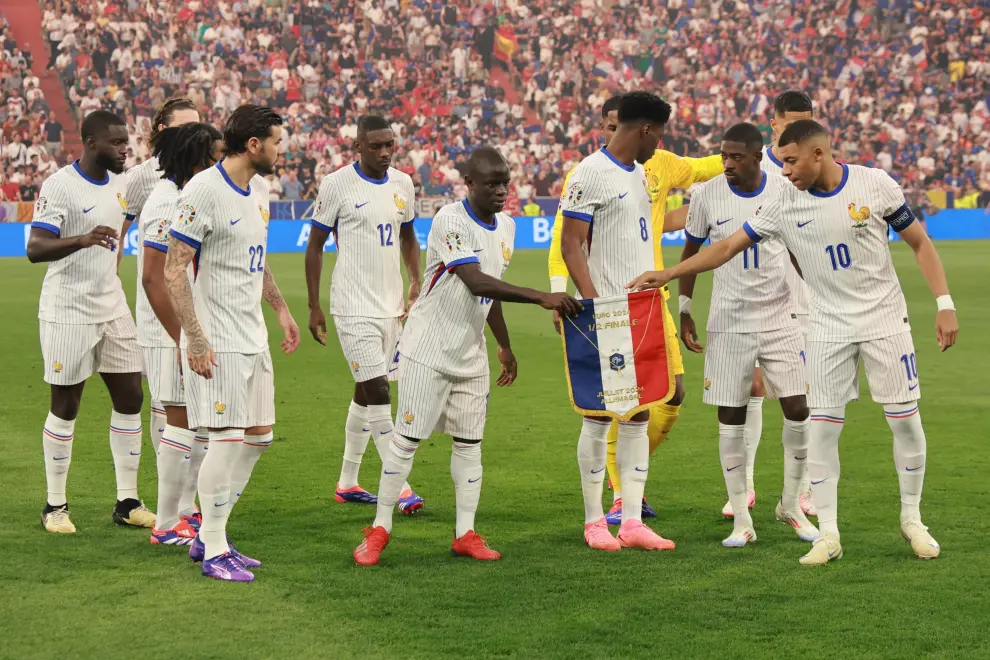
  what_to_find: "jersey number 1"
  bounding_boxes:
[377,223,394,246]
[742,244,759,269]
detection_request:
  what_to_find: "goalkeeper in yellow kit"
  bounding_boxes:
[550,97,723,523]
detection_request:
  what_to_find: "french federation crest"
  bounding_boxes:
[258,204,270,224]
[117,192,128,211]
[393,193,408,210]
[609,352,625,373]
[500,241,512,264]
[848,203,869,229]
[648,173,660,196]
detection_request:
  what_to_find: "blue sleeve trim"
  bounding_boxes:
[143,240,168,253]
[311,219,334,233]
[562,210,594,223]
[30,222,60,237]
[124,213,136,221]
[445,255,481,271]
[684,229,707,244]
[742,221,762,243]
[883,202,915,233]
[168,229,202,250]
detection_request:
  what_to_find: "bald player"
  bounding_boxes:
[353,147,581,566]
[629,119,958,565]
[549,97,722,524]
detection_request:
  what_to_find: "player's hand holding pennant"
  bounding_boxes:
[560,290,675,421]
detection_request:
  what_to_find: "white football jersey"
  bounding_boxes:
[137,178,181,347]
[685,172,796,333]
[33,162,130,324]
[761,145,810,315]
[399,200,515,378]
[312,163,415,318]
[124,156,161,223]
[558,148,654,298]
[744,163,915,342]
[168,163,271,354]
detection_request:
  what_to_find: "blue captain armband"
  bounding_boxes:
[883,203,915,233]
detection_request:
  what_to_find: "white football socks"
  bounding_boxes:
[109,410,142,501]
[780,417,809,511]
[339,401,370,489]
[885,403,927,521]
[719,422,752,529]
[577,419,609,523]
[373,435,419,533]
[744,397,764,492]
[809,407,845,535]
[368,404,412,493]
[42,411,75,507]
[451,441,482,538]
[156,425,196,531]
[178,430,208,518]
[616,420,649,525]
[229,431,272,511]
[150,401,166,453]
[197,429,242,560]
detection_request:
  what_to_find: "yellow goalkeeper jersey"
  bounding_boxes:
[548,150,723,297]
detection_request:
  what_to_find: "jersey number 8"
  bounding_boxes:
[638,217,648,242]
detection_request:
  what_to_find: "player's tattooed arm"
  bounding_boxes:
[453,262,583,316]
[677,239,704,353]
[486,301,517,387]
[560,216,597,299]
[304,222,330,344]
[164,238,217,378]
[898,221,958,351]
[399,222,422,318]
[264,263,301,354]
[629,227,754,291]
[26,225,119,262]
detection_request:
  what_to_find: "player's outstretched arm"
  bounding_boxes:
[263,263,300,355]
[142,247,182,344]
[560,216,597,299]
[399,222,422,318]
[628,227,753,291]
[677,239,704,353]
[898,222,958,351]
[165,237,217,379]
[452,262,583,316]
[26,225,119,263]
[304,222,330,344]
[486,300,517,387]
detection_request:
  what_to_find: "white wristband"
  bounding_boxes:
[936,295,955,312]
[550,276,568,294]
[679,295,692,316]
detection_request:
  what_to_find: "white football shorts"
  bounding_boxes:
[705,326,806,407]
[806,332,921,408]
[334,315,402,383]
[182,349,275,429]
[143,346,185,407]
[40,314,143,386]
[394,356,489,441]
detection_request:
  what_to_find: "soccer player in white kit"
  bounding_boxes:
[165,105,301,582]
[305,115,424,513]
[139,122,223,546]
[27,110,156,533]
[353,147,581,566]
[124,97,200,459]
[629,120,959,565]
[677,122,818,547]
[559,91,676,552]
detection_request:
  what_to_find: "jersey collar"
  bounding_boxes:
[216,160,251,196]
[600,147,635,172]
[462,199,497,231]
[727,171,767,198]
[765,146,783,168]
[353,161,388,185]
[72,160,109,186]
[808,163,849,198]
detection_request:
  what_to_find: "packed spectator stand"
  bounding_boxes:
[10,0,990,217]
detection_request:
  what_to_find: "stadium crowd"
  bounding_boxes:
[26,0,990,212]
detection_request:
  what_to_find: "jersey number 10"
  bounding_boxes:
[742,244,759,269]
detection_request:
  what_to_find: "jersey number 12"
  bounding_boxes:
[377,223,394,246]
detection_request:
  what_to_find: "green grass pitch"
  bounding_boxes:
[0,243,987,659]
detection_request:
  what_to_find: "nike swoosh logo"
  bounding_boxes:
[214,501,228,507]
[726,464,743,472]
[355,202,369,209]
[828,550,839,558]
[379,430,392,435]
[634,467,648,472]
[811,479,826,485]
[716,218,732,225]
[618,192,628,199]
[908,383,919,391]
[591,466,605,474]
[129,451,141,456]
[83,206,95,214]
[230,218,241,225]
[384,470,400,475]
[53,456,69,461]
[184,455,191,460]
[797,219,815,228]
[905,465,925,472]
[794,456,807,461]
[362,428,370,432]
[468,477,481,483]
